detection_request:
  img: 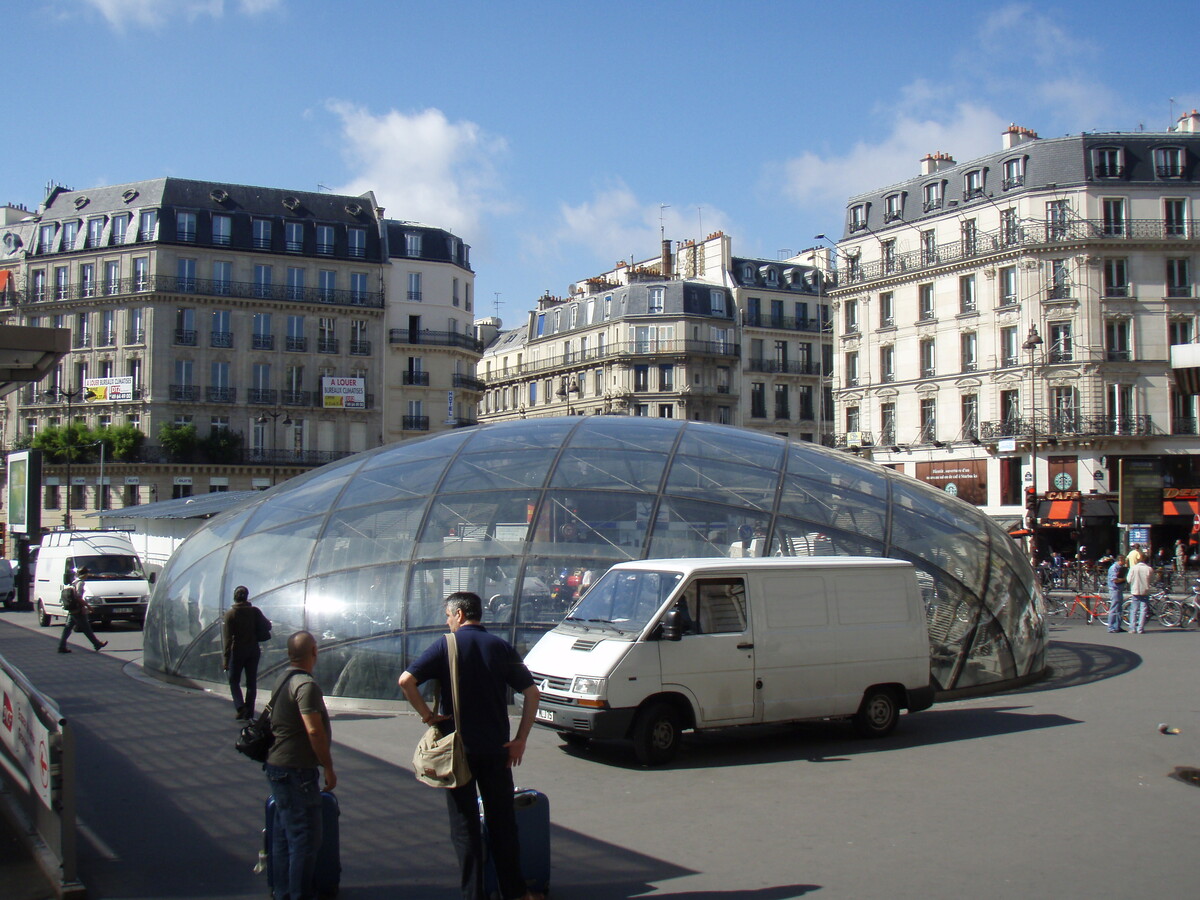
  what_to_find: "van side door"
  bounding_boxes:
[752,572,841,720]
[656,576,756,726]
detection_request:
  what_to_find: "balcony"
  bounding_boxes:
[206,386,237,403]
[980,414,1154,440]
[1167,284,1192,298]
[211,331,233,348]
[248,389,278,405]
[1172,417,1197,435]
[170,384,199,401]
[403,415,430,431]
[1095,164,1125,178]
[453,374,486,392]
[252,334,274,351]
[281,391,311,406]
[402,371,430,386]
[317,338,339,354]
[285,336,308,352]
[744,358,821,375]
[1105,349,1132,362]
[73,333,91,349]
[349,340,371,356]
[1002,175,1025,190]
[1046,285,1071,301]
[175,329,197,346]
[388,329,486,353]
[740,312,826,333]
[124,328,146,345]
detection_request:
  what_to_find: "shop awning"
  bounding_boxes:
[1037,499,1078,528]
[1164,497,1200,517]
[1081,498,1119,519]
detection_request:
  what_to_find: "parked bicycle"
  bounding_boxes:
[1121,584,1172,630]
[1159,579,1200,629]
[1064,593,1111,625]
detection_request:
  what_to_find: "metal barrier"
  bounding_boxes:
[0,651,83,898]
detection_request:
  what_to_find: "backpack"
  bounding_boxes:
[254,607,272,643]
[60,584,82,613]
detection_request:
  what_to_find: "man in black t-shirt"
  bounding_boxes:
[400,592,542,900]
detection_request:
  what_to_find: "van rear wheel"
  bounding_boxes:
[37,601,51,628]
[632,702,682,766]
[853,687,899,738]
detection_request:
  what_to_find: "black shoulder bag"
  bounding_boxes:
[235,670,304,762]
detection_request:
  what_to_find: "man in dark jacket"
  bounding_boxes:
[222,585,270,719]
[57,566,106,653]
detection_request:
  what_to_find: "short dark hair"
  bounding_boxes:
[76,566,90,576]
[446,591,483,622]
[233,585,249,603]
[287,630,317,663]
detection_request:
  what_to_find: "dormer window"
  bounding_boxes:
[923,182,943,212]
[741,263,756,283]
[761,266,779,287]
[883,194,903,222]
[1002,158,1025,190]
[1095,147,1125,179]
[963,170,984,201]
[849,204,868,233]
[1155,146,1184,178]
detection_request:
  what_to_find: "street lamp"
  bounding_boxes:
[256,410,292,486]
[43,383,85,529]
[1023,325,1044,561]
[89,440,107,512]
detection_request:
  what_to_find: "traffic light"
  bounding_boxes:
[1024,487,1038,526]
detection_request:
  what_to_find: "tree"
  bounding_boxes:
[101,424,146,462]
[158,422,199,463]
[30,422,91,464]
[201,428,244,464]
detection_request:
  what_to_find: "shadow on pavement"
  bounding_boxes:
[627,887,821,899]
[1008,638,1142,693]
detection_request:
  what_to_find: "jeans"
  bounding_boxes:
[59,610,102,650]
[266,764,323,900]
[446,752,525,900]
[1107,589,1124,631]
[1128,595,1148,633]
[228,647,260,715]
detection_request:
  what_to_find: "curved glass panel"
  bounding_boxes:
[144,417,1045,702]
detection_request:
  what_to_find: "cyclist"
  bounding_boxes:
[1104,555,1127,633]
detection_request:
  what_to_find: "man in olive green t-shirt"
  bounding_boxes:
[265,631,336,900]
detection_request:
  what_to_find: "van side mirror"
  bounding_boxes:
[660,608,685,642]
[148,571,157,584]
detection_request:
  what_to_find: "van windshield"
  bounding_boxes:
[74,555,145,580]
[563,569,682,634]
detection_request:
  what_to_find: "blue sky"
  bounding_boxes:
[8,0,1197,325]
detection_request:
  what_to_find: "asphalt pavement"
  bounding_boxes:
[1,606,1198,899]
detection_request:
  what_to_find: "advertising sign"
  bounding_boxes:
[915,459,988,506]
[0,668,54,808]
[84,376,134,402]
[1119,458,1163,525]
[322,376,365,409]
[5,450,41,536]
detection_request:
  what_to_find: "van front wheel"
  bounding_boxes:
[632,702,682,766]
[853,688,899,738]
[37,602,51,627]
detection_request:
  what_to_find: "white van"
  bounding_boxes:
[523,557,934,764]
[0,560,15,609]
[34,531,153,630]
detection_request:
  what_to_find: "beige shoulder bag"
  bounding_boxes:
[412,632,472,788]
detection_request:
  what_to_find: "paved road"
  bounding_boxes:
[1,607,1198,899]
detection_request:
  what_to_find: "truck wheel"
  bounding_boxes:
[37,602,51,627]
[853,687,899,738]
[559,732,590,749]
[632,702,682,766]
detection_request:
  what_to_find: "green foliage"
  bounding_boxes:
[101,424,145,462]
[200,428,244,464]
[30,422,92,463]
[158,422,199,462]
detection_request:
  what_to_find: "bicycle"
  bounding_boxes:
[1159,580,1200,629]
[1121,586,1171,631]
[1064,593,1111,625]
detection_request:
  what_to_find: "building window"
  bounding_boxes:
[318,269,336,301]
[1046,200,1070,241]
[844,299,859,334]
[1001,208,1020,246]
[86,217,105,248]
[1164,199,1188,237]
[709,290,726,316]
[1002,157,1024,190]
[881,239,897,273]
[923,182,942,212]
[879,292,894,327]
[1000,389,1020,424]
[919,339,935,378]
[846,407,860,433]
[177,257,196,292]
[1103,258,1129,297]
[1107,383,1136,433]
[1105,319,1131,361]
[919,398,936,442]
[111,213,129,244]
[251,218,271,249]
[657,404,674,419]
[348,227,366,258]
[880,402,896,445]
[918,283,934,320]
[849,205,867,232]
[254,264,273,298]
[648,287,664,313]
[1049,322,1074,362]
[287,267,305,300]
[1000,325,1019,367]
[252,312,272,350]
[1166,258,1191,297]
[960,219,977,256]
[959,274,976,313]
[406,233,421,256]
[633,366,649,392]
[774,384,790,419]
[880,345,894,382]
[1095,147,1124,179]
[177,210,196,242]
[1102,198,1126,236]
[844,351,859,387]
[1051,386,1077,432]
[212,260,232,295]
[286,222,303,253]
[750,383,766,418]
[962,394,978,440]
[1048,259,1070,299]
[211,309,232,348]
[963,169,984,200]
[80,263,95,298]
[920,230,937,265]
[1169,318,1193,346]
[105,260,120,295]
[999,265,1018,305]
[316,225,334,255]
[960,332,977,372]
[286,315,306,352]
[884,194,902,222]
[55,266,69,300]
[1155,146,1184,178]
[212,214,231,246]
[408,272,421,301]
[175,307,196,346]
[138,210,157,242]
[658,364,674,390]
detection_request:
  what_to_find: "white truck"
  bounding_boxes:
[523,556,934,764]
[34,531,153,630]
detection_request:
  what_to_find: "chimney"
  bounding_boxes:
[1177,110,1200,134]
[920,151,957,175]
[661,238,673,278]
[1003,124,1040,149]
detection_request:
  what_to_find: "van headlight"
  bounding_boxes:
[569,676,607,707]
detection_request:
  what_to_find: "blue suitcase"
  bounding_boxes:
[264,790,341,897]
[481,787,550,899]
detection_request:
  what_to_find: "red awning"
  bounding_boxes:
[1036,499,1078,528]
[0,270,11,292]
[1164,498,1200,517]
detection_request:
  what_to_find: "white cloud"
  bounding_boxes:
[81,0,279,29]
[526,181,732,276]
[326,102,507,238]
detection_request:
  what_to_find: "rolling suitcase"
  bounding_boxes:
[264,790,342,897]
[481,787,550,899]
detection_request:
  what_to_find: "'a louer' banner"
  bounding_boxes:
[322,376,365,409]
[84,376,134,402]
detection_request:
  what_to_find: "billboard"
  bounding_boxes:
[84,376,134,401]
[5,450,41,536]
[321,376,365,409]
[915,459,988,506]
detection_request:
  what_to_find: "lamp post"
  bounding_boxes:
[256,410,292,486]
[43,383,85,529]
[89,440,107,512]
[1023,325,1044,563]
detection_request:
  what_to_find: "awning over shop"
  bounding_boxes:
[1081,498,1119,519]
[1164,497,1200,517]
[1037,499,1077,528]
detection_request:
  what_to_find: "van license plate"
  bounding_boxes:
[112,606,133,613]
[535,709,555,723]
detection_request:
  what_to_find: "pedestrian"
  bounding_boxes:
[1175,539,1187,575]
[1125,554,1153,634]
[56,566,107,653]
[398,591,544,900]
[222,585,270,719]
[1105,556,1127,633]
[1126,543,1143,569]
[265,631,336,900]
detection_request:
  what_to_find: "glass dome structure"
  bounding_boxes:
[144,417,1045,702]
